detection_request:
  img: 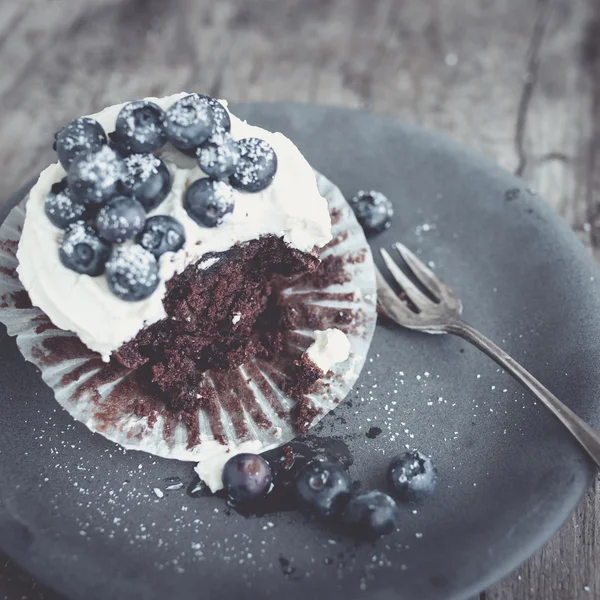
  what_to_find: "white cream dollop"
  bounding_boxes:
[17,93,332,360]
[305,328,351,374]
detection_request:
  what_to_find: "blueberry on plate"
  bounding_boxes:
[222,453,272,504]
[67,146,125,205]
[164,94,215,150]
[388,450,437,503]
[59,222,111,276]
[294,459,351,519]
[196,131,240,179]
[185,178,235,227]
[54,117,107,170]
[114,100,167,154]
[197,94,231,132]
[105,245,159,301]
[137,215,186,258]
[230,138,278,193]
[349,190,393,235]
[44,178,88,229]
[342,491,399,539]
[95,196,146,243]
[121,154,171,211]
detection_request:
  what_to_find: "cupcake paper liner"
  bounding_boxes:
[0,172,376,486]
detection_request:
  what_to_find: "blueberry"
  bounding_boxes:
[95,196,146,243]
[342,491,399,539]
[54,117,107,170]
[67,146,125,205]
[121,154,171,211]
[196,131,240,179]
[164,94,214,150]
[294,459,351,518]
[349,190,393,235]
[388,450,437,503]
[114,100,167,154]
[185,178,235,227]
[59,222,111,276]
[230,138,278,193]
[44,178,88,229]
[137,215,186,258]
[105,245,159,301]
[222,453,272,504]
[198,94,231,132]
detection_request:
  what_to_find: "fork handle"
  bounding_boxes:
[448,321,600,469]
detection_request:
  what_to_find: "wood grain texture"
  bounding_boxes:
[0,0,599,598]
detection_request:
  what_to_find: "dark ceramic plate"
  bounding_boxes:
[1,104,599,600]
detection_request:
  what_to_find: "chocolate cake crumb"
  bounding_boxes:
[33,336,95,366]
[198,382,226,445]
[290,255,351,290]
[330,208,342,225]
[72,361,131,403]
[280,355,330,433]
[347,249,367,264]
[243,361,288,419]
[283,355,324,398]
[33,314,57,334]
[93,375,139,431]
[323,230,349,250]
[10,290,32,309]
[117,235,318,412]
[181,409,201,450]
[0,239,18,252]
[60,359,104,386]
[292,291,354,303]
[282,444,294,468]
[291,398,323,434]
[0,266,18,279]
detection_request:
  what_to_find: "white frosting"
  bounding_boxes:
[17,93,332,360]
[305,328,351,373]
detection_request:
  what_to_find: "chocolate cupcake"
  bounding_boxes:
[0,93,376,491]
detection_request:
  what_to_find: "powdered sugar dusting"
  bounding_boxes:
[45,181,87,226]
[118,101,165,145]
[106,245,158,299]
[167,94,211,127]
[233,138,277,188]
[60,117,102,151]
[124,154,161,186]
[212,180,234,206]
[96,199,145,243]
[60,222,104,259]
[74,146,124,200]
[197,132,239,176]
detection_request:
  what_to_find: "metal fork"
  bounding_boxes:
[377,242,600,468]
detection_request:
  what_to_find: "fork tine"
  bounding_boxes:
[380,248,432,310]
[394,242,462,311]
[375,269,418,324]
[393,242,443,300]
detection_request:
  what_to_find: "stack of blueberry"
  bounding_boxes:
[47,94,278,301]
[222,449,437,540]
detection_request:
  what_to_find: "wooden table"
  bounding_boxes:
[1,0,599,598]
